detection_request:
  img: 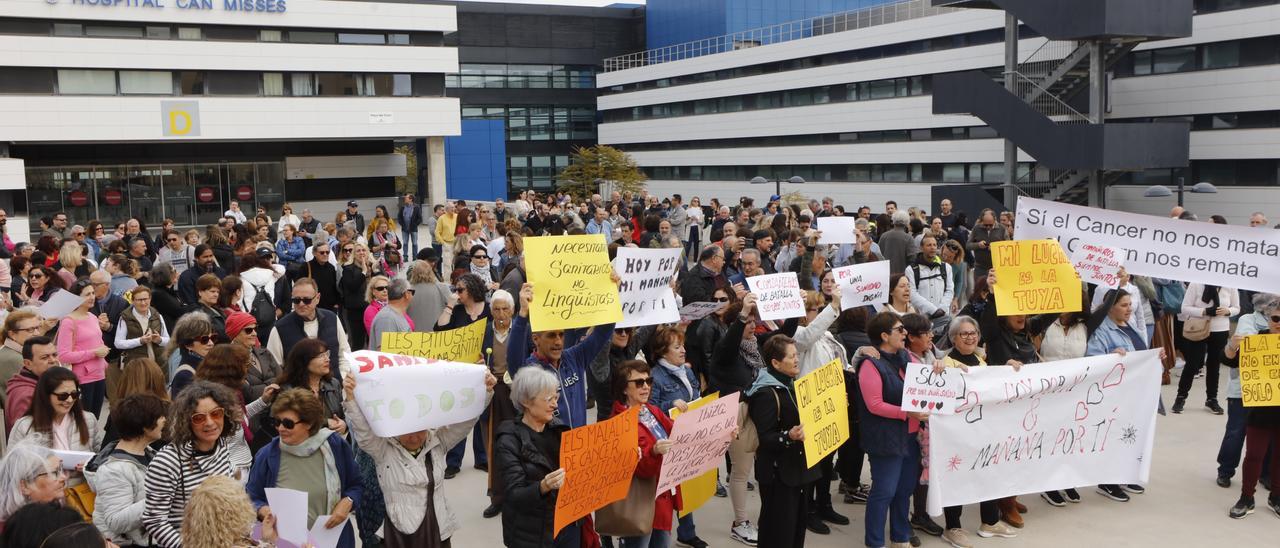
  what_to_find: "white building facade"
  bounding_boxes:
[0,0,460,242]
[597,0,1280,223]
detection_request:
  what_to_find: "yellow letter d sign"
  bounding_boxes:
[161,101,201,137]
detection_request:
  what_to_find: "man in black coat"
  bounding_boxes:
[178,244,226,305]
[397,194,424,257]
[678,246,729,306]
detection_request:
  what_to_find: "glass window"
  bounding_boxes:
[119,71,171,95]
[53,23,82,37]
[868,80,897,99]
[58,69,116,95]
[127,166,164,227]
[0,68,55,94]
[162,165,194,226]
[191,164,223,226]
[1202,41,1240,69]
[316,73,357,96]
[339,33,387,45]
[146,26,171,39]
[0,19,50,35]
[177,27,201,40]
[1153,46,1195,74]
[943,164,966,182]
[260,29,282,42]
[86,25,143,38]
[1132,51,1152,75]
[204,27,258,41]
[289,31,336,44]
[392,74,411,97]
[389,33,409,45]
[263,73,285,96]
[206,71,259,95]
[290,73,314,96]
[179,72,205,95]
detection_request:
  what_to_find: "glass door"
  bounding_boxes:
[191,164,224,226]
[127,166,164,227]
[162,164,195,227]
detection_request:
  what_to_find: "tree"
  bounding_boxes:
[393,143,418,197]
[555,145,647,201]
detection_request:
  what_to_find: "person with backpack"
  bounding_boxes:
[239,246,287,345]
[907,235,955,339]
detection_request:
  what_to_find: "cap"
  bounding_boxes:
[347,200,359,207]
[255,245,275,259]
[769,195,782,202]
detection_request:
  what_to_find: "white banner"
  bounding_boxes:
[1016,196,1280,293]
[613,247,683,328]
[832,261,890,310]
[746,272,805,321]
[817,217,859,244]
[925,350,1161,516]
[349,350,488,438]
[678,301,724,322]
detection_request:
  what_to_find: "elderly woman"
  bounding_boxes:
[55,278,111,417]
[902,312,942,363]
[858,311,929,548]
[182,475,278,548]
[344,363,496,546]
[85,393,168,546]
[278,338,347,436]
[10,367,104,478]
[247,388,362,548]
[745,335,819,547]
[187,274,227,342]
[115,284,170,364]
[437,273,491,331]
[408,261,452,330]
[362,274,392,336]
[142,381,245,548]
[0,443,65,534]
[1224,299,1280,519]
[610,359,680,548]
[494,367,576,547]
[166,312,216,397]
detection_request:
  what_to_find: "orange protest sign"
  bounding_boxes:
[553,405,640,536]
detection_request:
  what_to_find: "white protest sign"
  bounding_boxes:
[308,515,349,548]
[1016,196,1280,293]
[746,272,805,321]
[900,363,965,414]
[925,350,1161,516]
[51,450,94,471]
[36,289,84,320]
[488,237,505,259]
[265,487,309,546]
[1070,243,1125,289]
[613,247,683,328]
[817,216,859,244]
[349,350,488,437]
[679,301,724,322]
[832,261,890,310]
[656,392,740,495]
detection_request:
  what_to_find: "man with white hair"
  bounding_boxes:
[1170,205,1185,219]
[1250,212,1269,227]
[224,201,247,225]
[878,210,916,274]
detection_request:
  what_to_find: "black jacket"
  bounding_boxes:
[688,314,729,385]
[707,316,797,395]
[494,418,572,548]
[979,294,1039,366]
[211,243,236,273]
[749,377,821,487]
[339,265,370,310]
[151,285,185,334]
[397,203,423,228]
[678,264,727,306]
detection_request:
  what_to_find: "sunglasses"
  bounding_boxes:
[241,326,256,335]
[168,238,179,242]
[52,390,81,402]
[472,255,489,260]
[291,297,315,305]
[1270,315,1280,323]
[373,286,388,292]
[892,325,907,333]
[192,335,214,345]
[191,407,225,425]
[270,416,305,430]
[28,273,44,279]
[316,250,330,255]
[714,297,731,303]
[342,248,354,253]
[614,329,633,336]
[629,377,655,388]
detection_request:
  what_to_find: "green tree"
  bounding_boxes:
[394,143,418,196]
[555,145,647,201]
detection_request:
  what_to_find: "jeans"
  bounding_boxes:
[80,379,106,418]
[432,244,444,275]
[1217,398,1247,479]
[401,228,419,257]
[621,528,669,548]
[865,438,921,548]
[676,514,696,541]
[1177,330,1227,402]
[446,409,488,469]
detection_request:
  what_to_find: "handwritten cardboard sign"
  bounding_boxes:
[1070,243,1125,289]
[669,392,723,517]
[657,392,739,496]
[678,301,724,322]
[613,246,683,328]
[525,234,623,331]
[991,239,1082,315]
[832,261,890,310]
[1240,334,1280,407]
[380,319,487,364]
[796,359,850,468]
[746,272,805,321]
[816,216,859,244]
[925,350,1161,516]
[349,350,488,437]
[901,362,966,413]
[554,405,640,536]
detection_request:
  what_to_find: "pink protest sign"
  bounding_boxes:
[656,392,741,495]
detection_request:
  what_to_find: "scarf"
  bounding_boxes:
[767,367,796,393]
[658,358,694,400]
[1202,284,1221,308]
[279,428,341,511]
[470,262,493,285]
[739,337,764,371]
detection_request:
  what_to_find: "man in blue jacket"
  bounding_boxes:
[507,281,616,429]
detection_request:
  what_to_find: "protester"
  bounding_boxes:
[54,278,111,417]
[85,393,167,546]
[342,243,376,350]
[408,260,452,331]
[165,312,216,397]
[1176,282,1239,415]
[1085,288,1153,503]
[495,367,577,547]
[9,367,103,477]
[1224,303,1280,518]
[369,278,415,351]
[181,474,278,548]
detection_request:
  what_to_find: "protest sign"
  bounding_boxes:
[554,405,640,536]
[1016,196,1280,294]
[525,234,622,331]
[380,319,487,363]
[36,289,83,320]
[817,217,859,244]
[990,239,1082,316]
[613,247,683,328]
[832,261,890,310]
[669,392,724,517]
[265,487,309,546]
[746,272,805,321]
[795,359,850,468]
[308,516,347,548]
[1070,243,1125,289]
[1240,334,1280,407]
[487,236,505,259]
[925,350,1161,516]
[349,350,488,437]
[678,301,724,322]
[657,392,740,495]
[901,362,965,413]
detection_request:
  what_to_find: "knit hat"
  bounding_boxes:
[225,311,256,340]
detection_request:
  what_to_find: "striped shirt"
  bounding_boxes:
[142,439,236,548]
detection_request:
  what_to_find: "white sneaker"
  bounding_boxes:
[977,522,1018,538]
[731,521,758,546]
[942,528,974,548]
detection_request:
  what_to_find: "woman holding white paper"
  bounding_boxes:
[9,366,102,484]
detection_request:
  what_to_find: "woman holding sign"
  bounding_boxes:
[1223,302,1280,519]
[1175,282,1239,415]
[609,359,680,548]
[795,289,852,534]
[646,329,709,548]
[1085,289,1155,503]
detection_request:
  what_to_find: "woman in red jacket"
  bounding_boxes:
[611,359,680,548]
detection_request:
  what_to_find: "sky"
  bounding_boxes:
[452,0,645,6]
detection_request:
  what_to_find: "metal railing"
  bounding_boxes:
[1003,70,1091,125]
[602,0,954,72]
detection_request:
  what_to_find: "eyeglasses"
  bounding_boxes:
[52,390,80,402]
[472,255,489,260]
[28,273,44,280]
[372,286,388,292]
[270,416,305,430]
[291,296,315,305]
[15,325,41,333]
[450,286,461,293]
[241,326,256,335]
[191,407,225,425]
[316,250,330,255]
[629,377,655,388]
[192,335,214,345]
[33,468,67,480]
[342,247,354,253]
[1270,315,1280,324]
[892,325,907,333]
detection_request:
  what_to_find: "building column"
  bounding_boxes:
[1002,13,1019,211]
[426,136,448,206]
[1088,40,1106,208]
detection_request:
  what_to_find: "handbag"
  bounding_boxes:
[1183,316,1211,342]
[64,482,96,522]
[593,475,658,537]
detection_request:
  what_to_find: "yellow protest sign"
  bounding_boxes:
[795,359,849,468]
[380,319,487,363]
[524,234,622,331]
[671,392,721,517]
[991,239,1082,316]
[1240,334,1280,407]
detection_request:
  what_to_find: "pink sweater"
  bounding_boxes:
[56,314,108,383]
[858,359,920,434]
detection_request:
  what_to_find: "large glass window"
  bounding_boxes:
[58,70,116,95]
[1153,46,1196,74]
[338,33,386,45]
[206,71,259,95]
[0,68,55,94]
[1202,41,1240,69]
[179,72,205,95]
[191,165,224,226]
[86,25,143,38]
[119,71,172,95]
[289,31,336,44]
[316,73,357,96]
[127,166,164,227]
[263,73,285,96]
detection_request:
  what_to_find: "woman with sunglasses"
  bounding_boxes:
[467,244,500,291]
[10,367,102,479]
[165,312,216,398]
[341,243,376,350]
[246,388,363,548]
[54,278,110,418]
[437,273,491,332]
[361,274,393,337]
[794,289,852,534]
[0,443,66,535]
[644,327,712,547]
[84,393,168,547]
[278,339,347,437]
[17,265,63,307]
[601,359,678,548]
[142,381,245,548]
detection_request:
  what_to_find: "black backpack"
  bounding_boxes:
[249,283,276,344]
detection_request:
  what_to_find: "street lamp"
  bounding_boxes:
[750,175,806,199]
[1143,177,1217,207]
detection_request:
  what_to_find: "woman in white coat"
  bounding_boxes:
[1175,282,1239,415]
[85,393,168,546]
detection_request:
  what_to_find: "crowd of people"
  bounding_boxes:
[0,189,1272,548]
